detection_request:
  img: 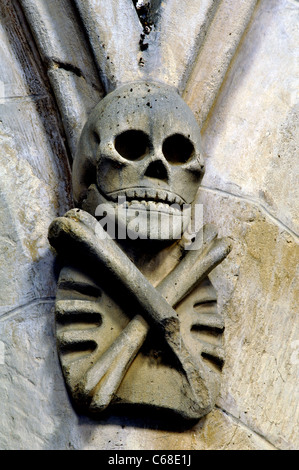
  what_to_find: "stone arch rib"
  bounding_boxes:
[74,0,144,93]
[20,0,258,156]
[19,0,105,157]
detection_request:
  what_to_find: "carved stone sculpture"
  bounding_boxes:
[48,80,231,420]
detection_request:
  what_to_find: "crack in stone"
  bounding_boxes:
[200,185,299,241]
[132,0,160,31]
[225,426,238,448]
[0,297,55,322]
[52,60,83,78]
[132,0,161,53]
[50,60,102,92]
[0,94,49,103]
[215,405,279,449]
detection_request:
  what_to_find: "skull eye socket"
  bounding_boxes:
[115,130,150,161]
[162,134,195,164]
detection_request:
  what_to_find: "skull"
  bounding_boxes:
[73,81,205,241]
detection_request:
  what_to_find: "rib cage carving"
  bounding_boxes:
[55,245,225,417]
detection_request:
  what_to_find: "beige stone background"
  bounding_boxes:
[0,0,298,450]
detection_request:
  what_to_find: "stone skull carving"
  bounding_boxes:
[49,80,231,421]
[73,81,205,240]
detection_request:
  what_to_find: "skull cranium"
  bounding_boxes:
[73,81,205,240]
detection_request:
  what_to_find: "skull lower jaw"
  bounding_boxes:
[83,185,191,241]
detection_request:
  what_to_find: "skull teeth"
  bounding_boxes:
[108,188,185,207]
[117,200,181,214]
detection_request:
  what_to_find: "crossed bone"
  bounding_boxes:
[49,209,231,414]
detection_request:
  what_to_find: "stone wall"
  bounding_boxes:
[0,0,298,450]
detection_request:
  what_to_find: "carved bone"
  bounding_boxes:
[49,209,231,414]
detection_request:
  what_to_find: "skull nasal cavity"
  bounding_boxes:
[163,134,194,164]
[144,160,168,181]
[115,130,150,160]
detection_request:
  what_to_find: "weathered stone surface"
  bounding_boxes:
[192,1,299,449]
[0,128,63,314]
[0,2,72,316]
[74,0,143,92]
[0,302,71,450]
[198,189,299,450]
[48,66,103,154]
[201,0,299,234]
[0,3,73,449]
[143,0,220,88]
[183,0,258,125]
[20,0,104,155]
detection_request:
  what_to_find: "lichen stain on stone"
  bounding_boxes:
[18,209,39,263]
[244,216,298,300]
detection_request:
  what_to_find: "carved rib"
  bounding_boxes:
[194,294,218,306]
[57,329,98,349]
[56,300,102,319]
[201,342,225,361]
[191,313,224,331]
[58,280,102,299]
[193,300,218,316]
